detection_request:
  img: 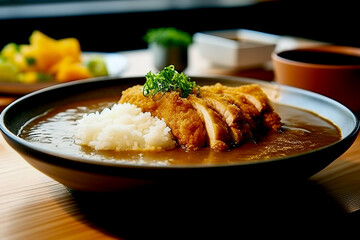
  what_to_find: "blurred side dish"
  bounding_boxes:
[0,30,108,83]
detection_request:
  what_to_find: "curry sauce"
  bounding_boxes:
[19,98,341,166]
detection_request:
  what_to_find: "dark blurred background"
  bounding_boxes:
[0,0,357,52]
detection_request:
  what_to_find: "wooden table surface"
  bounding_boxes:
[1,47,360,239]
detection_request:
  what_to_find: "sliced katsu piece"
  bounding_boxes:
[199,89,251,145]
[230,84,282,131]
[201,83,260,130]
[188,94,230,151]
[202,83,282,133]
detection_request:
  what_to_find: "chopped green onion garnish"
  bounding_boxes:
[143,65,198,100]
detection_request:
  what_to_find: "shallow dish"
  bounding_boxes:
[0,52,127,95]
[1,76,359,191]
[194,29,278,69]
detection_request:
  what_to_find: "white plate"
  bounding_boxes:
[0,52,128,95]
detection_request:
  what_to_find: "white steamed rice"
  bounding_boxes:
[74,103,176,151]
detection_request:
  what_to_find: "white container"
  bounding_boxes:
[194,29,279,69]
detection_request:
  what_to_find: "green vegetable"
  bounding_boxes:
[144,27,192,48]
[0,57,19,82]
[86,56,108,77]
[143,65,198,100]
[37,73,53,82]
[26,57,36,66]
[1,43,20,56]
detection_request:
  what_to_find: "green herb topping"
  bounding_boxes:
[143,65,198,100]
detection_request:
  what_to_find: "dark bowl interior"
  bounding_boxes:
[1,76,359,191]
[276,49,360,66]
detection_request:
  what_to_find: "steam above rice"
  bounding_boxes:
[75,103,176,151]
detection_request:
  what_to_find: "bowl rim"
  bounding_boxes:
[272,45,360,69]
[0,76,359,172]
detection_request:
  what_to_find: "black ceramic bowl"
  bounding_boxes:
[1,76,359,191]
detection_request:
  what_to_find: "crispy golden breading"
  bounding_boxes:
[119,86,207,150]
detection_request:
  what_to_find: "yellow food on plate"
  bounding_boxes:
[0,30,108,83]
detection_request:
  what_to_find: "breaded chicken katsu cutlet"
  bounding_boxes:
[119,65,281,151]
[119,82,281,151]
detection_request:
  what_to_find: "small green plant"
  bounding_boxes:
[144,27,192,48]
